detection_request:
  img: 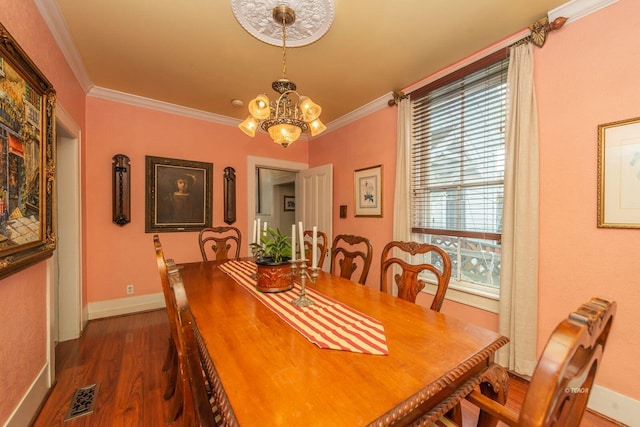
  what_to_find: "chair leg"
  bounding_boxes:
[164,343,178,400]
[446,404,463,425]
[167,381,183,423]
[162,337,175,372]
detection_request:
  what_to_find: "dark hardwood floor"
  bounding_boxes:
[33,310,622,426]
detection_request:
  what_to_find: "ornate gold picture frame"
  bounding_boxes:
[0,23,56,279]
[597,116,640,229]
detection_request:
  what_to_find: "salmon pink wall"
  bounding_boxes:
[0,0,86,423]
[85,97,308,303]
[0,264,47,421]
[311,0,639,405]
[535,0,639,399]
[310,107,397,289]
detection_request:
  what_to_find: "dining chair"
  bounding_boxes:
[329,234,373,285]
[380,241,452,310]
[303,229,328,269]
[424,297,617,427]
[153,235,182,422]
[198,226,242,262]
[170,265,230,426]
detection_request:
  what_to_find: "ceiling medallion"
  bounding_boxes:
[231,0,335,47]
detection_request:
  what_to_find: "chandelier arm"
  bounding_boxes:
[273,90,302,120]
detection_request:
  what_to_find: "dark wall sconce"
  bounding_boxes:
[112,154,131,226]
[224,166,236,224]
[340,205,347,218]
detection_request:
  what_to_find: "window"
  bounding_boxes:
[411,52,508,297]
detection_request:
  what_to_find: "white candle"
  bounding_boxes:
[252,219,257,244]
[256,218,261,243]
[263,221,268,237]
[312,226,318,268]
[298,221,305,260]
[291,223,296,261]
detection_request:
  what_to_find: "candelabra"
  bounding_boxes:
[290,258,319,307]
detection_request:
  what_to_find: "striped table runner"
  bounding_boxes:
[218,260,389,355]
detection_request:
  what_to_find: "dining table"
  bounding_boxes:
[178,258,509,426]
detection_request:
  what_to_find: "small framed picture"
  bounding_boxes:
[145,156,213,232]
[354,165,383,217]
[284,195,295,211]
[597,117,640,228]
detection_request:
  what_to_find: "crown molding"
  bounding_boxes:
[322,92,392,136]
[549,0,620,24]
[38,0,619,136]
[88,86,240,127]
[34,0,93,92]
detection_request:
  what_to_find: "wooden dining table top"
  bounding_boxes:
[178,259,508,426]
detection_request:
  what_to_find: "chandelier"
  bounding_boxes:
[238,6,326,147]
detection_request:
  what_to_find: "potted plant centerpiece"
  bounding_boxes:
[251,227,294,292]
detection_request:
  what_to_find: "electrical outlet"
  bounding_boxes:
[126,284,134,295]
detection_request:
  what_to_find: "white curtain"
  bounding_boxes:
[388,98,412,294]
[393,98,412,243]
[497,42,539,376]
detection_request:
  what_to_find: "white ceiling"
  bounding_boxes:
[44,0,571,125]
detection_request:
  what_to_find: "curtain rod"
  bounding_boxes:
[388,15,568,107]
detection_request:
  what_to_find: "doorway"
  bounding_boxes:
[256,167,297,239]
[53,106,82,343]
[247,156,307,251]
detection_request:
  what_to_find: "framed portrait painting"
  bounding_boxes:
[0,23,57,279]
[354,165,383,217]
[597,117,640,228]
[145,156,213,232]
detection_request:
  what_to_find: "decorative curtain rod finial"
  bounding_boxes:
[388,90,408,107]
[530,16,568,47]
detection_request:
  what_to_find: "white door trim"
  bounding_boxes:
[51,103,83,348]
[247,156,308,252]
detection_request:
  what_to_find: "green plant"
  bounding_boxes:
[251,227,292,263]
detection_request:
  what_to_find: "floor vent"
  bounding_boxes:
[65,383,99,421]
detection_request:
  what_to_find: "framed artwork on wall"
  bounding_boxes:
[354,165,383,217]
[0,23,57,279]
[597,116,640,229]
[145,156,213,232]
[284,195,295,211]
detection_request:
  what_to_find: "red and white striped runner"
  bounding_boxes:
[218,260,389,355]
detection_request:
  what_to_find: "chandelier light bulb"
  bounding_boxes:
[309,118,327,137]
[268,123,302,147]
[248,94,271,119]
[299,96,321,122]
[239,115,259,137]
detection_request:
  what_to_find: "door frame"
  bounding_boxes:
[48,103,83,381]
[247,156,307,253]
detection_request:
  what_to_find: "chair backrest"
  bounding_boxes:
[154,235,181,350]
[169,267,230,426]
[379,241,452,310]
[303,229,328,269]
[519,297,616,426]
[198,226,242,262]
[464,297,617,427]
[329,234,373,285]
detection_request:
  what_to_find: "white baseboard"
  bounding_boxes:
[87,293,165,320]
[588,384,639,426]
[4,364,50,427]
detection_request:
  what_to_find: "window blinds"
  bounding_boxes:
[411,57,508,240]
